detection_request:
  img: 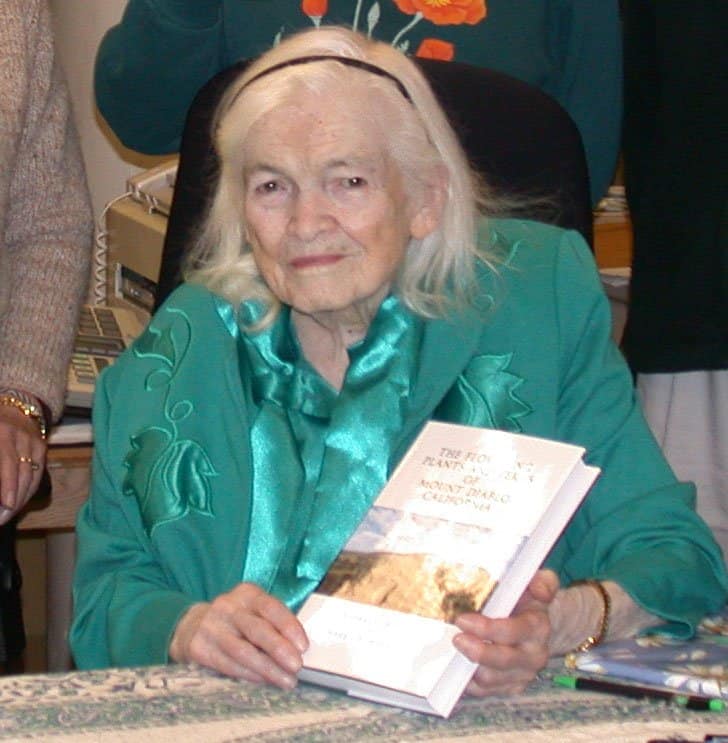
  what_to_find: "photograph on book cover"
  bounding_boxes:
[317,505,512,622]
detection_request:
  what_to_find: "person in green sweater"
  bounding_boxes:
[71,27,726,694]
[95,0,621,204]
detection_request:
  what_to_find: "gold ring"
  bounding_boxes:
[18,456,40,470]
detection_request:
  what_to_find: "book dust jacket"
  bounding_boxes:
[298,421,598,715]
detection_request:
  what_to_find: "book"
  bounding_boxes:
[568,611,728,701]
[297,420,600,717]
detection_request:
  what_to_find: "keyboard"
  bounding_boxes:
[66,305,146,409]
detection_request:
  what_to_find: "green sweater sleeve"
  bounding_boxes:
[544,231,728,635]
[94,0,225,153]
[69,369,194,668]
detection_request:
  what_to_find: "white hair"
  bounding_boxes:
[185,26,501,323]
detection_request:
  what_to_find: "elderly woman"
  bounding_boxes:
[71,27,727,697]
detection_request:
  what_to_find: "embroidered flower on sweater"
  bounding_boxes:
[436,353,531,432]
[122,309,217,537]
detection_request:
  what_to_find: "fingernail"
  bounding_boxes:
[281,650,302,674]
[452,634,467,652]
[279,673,297,689]
[455,614,479,631]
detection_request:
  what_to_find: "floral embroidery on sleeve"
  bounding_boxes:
[122,309,218,537]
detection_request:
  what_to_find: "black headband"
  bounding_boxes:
[226,54,413,111]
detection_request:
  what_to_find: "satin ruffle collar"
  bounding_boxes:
[225,294,424,608]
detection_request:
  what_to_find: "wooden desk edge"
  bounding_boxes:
[18,444,92,531]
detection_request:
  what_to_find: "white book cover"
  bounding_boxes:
[297,420,600,717]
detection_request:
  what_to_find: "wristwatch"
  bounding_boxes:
[0,388,48,439]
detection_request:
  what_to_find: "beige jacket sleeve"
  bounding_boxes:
[0,0,93,421]
[549,581,658,657]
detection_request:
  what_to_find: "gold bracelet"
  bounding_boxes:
[570,579,611,653]
[0,393,47,439]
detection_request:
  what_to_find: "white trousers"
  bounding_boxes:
[637,370,728,563]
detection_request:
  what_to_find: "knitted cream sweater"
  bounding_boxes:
[0,0,93,421]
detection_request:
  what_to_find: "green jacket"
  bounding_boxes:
[70,219,727,669]
[95,0,621,203]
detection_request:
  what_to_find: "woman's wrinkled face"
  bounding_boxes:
[241,93,426,317]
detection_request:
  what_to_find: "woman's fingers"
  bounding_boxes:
[525,569,560,604]
[224,612,302,686]
[465,662,533,696]
[455,605,550,653]
[205,624,299,688]
[0,410,47,519]
[454,614,549,696]
[234,584,309,654]
[171,584,308,688]
[453,576,554,697]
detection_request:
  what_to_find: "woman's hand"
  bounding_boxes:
[453,568,559,696]
[0,406,47,525]
[169,582,309,689]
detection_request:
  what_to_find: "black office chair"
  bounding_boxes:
[155,58,592,309]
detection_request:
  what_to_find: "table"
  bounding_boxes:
[0,663,724,742]
[19,445,91,531]
[17,445,92,671]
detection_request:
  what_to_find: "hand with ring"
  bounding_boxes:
[0,405,47,524]
[17,455,40,471]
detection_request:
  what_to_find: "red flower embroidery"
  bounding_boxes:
[302,0,328,17]
[415,38,455,60]
[393,0,486,26]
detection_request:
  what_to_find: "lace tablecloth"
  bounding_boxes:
[0,664,724,742]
